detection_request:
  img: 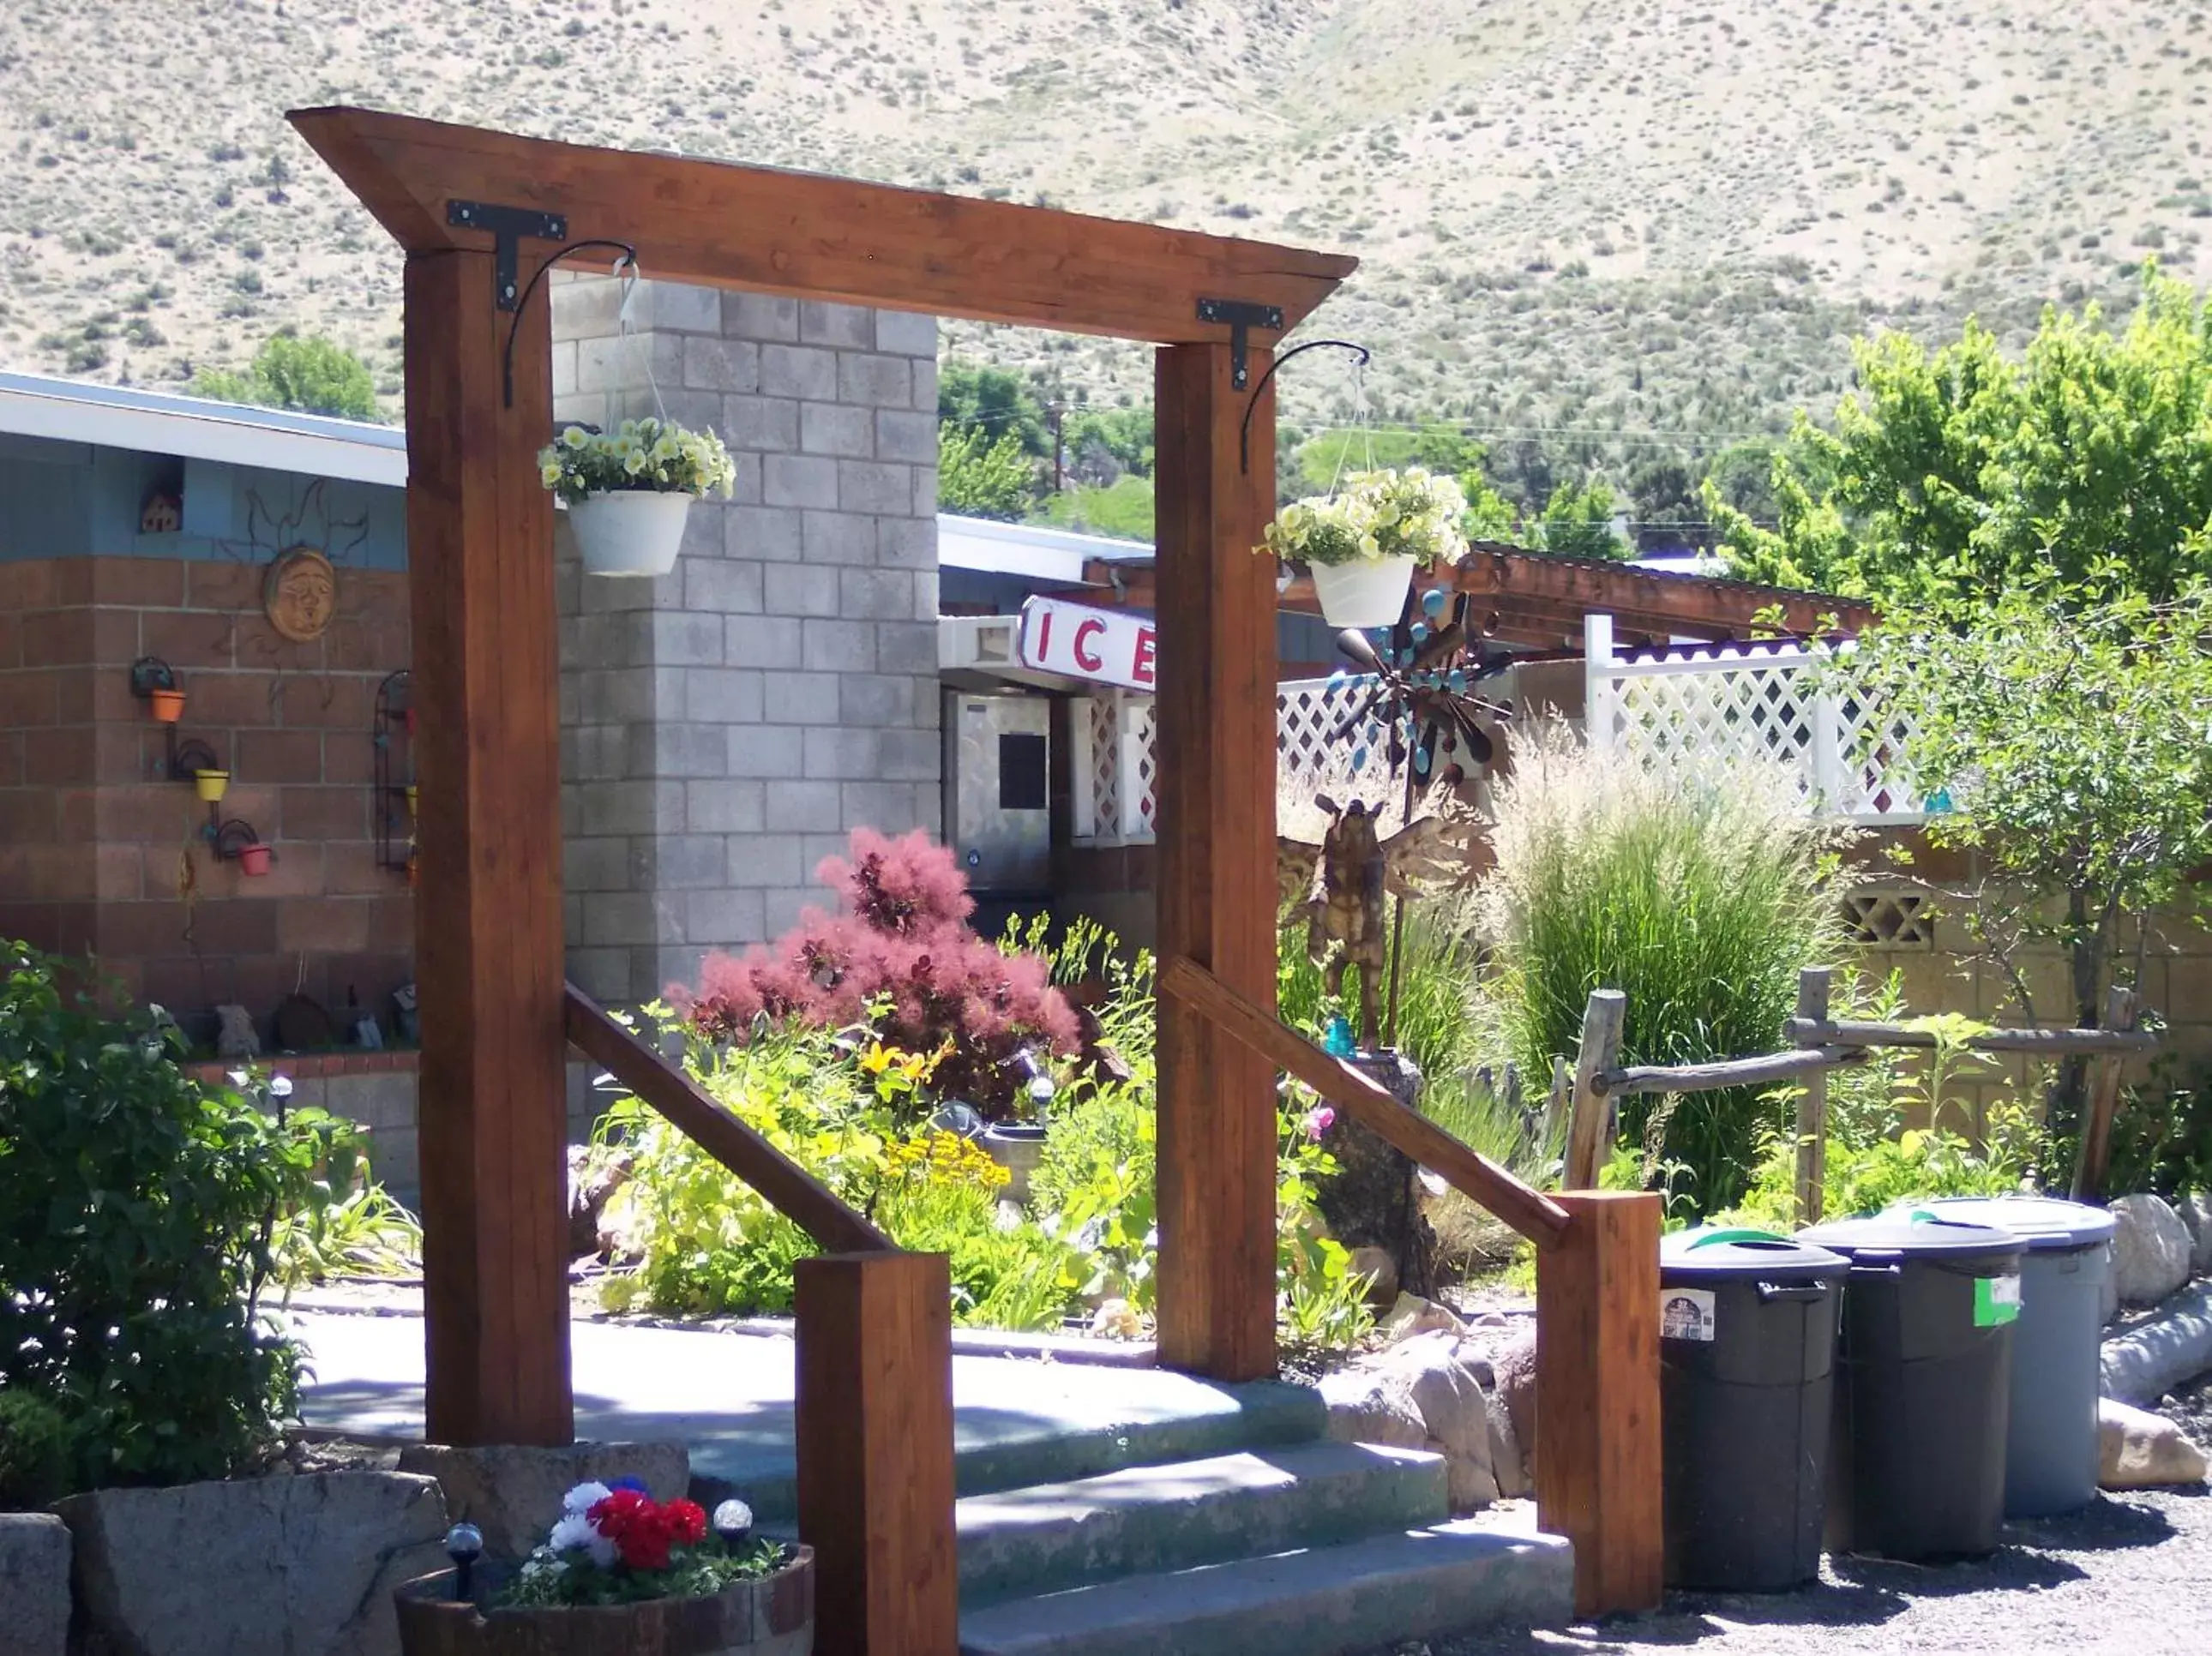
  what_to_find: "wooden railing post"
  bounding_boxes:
[1563,990,1627,1189]
[2072,985,2141,1202]
[796,1251,959,1656]
[1792,967,1834,1227]
[1536,1191,1663,1617]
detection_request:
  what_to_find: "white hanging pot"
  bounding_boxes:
[1307,555,1418,630]
[566,489,693,577]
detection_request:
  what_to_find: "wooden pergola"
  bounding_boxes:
[293,107,1662,1652]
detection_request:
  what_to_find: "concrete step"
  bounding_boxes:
[958,1442,1450,1609]
[958,1515,1574,1656]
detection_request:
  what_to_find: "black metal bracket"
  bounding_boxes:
[448,200,570,310]
[1196,297,1283,391]
[1239,338,1370,474]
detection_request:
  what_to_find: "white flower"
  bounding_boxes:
[549,1514,595,1553]
[562,1480,612,1515]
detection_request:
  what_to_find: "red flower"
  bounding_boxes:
[666,1498,708,1545]
[588,1490,682,1572]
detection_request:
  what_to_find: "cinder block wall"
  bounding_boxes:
[550,278,941,1004]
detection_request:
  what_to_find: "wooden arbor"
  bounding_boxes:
[289,107,1345,1424]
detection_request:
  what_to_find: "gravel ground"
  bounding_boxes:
[1412,1380,2212,1656]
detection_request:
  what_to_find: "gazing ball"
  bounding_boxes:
[1422,587,1448,616]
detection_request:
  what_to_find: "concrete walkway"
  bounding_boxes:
[287,1310,1322,1520]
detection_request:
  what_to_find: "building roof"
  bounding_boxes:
[935,514,1151,584]
[0,370,406,487]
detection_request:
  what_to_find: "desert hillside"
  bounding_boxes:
[2,0,2206,453]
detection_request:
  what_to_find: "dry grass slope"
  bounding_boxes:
[2,0,2207,449]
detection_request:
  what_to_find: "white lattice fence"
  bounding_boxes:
[1071,678,1392,844]
[1584,615,1926,824]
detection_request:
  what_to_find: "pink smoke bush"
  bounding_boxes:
[672,829,1080,1115]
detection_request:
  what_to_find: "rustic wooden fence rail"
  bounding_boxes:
[563,985,956,1656]
[1560,969,2156,1223]
[1158,956,1662,1617]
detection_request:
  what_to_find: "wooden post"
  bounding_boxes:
[1536,1191,1664,1618]
[796,1251,959,1656]
[1792,967,1834,1227]
[405,247,573,1446]
[2072,985,2140,1202]
[1563,989,1627,1190]
[1151,341,1280,1381]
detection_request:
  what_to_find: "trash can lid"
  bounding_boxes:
[1798,1209,2026,1262]
[1661,1227,1849,1281]
[1883,1195,2116,1253]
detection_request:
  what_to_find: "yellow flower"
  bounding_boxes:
[858,1044,894,1075]
[539,460,563,488]
[561,426,589,450]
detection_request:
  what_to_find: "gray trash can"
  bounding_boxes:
[1891,1196,2115,1516]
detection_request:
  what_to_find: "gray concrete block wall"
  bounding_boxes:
[551,277,940,1002]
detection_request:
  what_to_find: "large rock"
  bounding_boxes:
[1379,1293,1465,1345]
[2101,1282,2212,1407]
[1318,1332,1499,1511]
[2180,1192,2212,1278]
[394,1442,689,1562]
[57,1472,447,1656]
[0,1512,70,1656]
[2111,1193,2195,1306]
[2099,1398,2209,1489]
[1490,1327,1539,1494]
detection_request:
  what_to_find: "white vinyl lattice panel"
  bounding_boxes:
[1585,615,1924,825]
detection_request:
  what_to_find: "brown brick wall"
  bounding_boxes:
[0,555,414,1039]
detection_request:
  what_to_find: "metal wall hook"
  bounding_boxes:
[1239,339,1371,475]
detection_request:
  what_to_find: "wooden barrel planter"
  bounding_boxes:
[394,1547,814,1656]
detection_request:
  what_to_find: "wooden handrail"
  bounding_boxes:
[562,982,893,1256]
[1598,1046,1867,1099]
[1158,955,1572,1252]
[1787,1017,2158,1056]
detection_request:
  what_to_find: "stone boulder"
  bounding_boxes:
[1490,1327,1539,1494]
[57,1472,447,1656]
[1379,1293,1465,1345]
[2180,1192,2212,1279]
[1318,1331,1500,1511]
[0,1512,70,1656]
[2099,1399,2209,1490]
[2111,1193,2195,1307]
[394,1442,689,1562]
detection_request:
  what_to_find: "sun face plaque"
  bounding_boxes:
[263,546,337,643]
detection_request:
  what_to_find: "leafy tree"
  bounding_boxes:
[938,362,1050,458]
[192,331,380,421]
[1713,269,2212,604]
[938,425,1036,521]
[1704,438,1784,525]
[1063,406,1153,484]
[1535,478,1625,558]
[1843,582,2212,1120]
[1460,471,1519,541]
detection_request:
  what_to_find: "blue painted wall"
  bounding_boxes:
[0,432,407,570]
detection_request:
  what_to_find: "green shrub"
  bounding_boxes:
[0,1390,75,1510]
[1473,732,1849,1215]
[0,943,310,1494]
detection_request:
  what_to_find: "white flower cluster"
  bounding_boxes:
[539,1480,618,1569]
[538,418,738,506]
[1259,466,1470,570]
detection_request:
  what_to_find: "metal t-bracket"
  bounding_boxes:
[1196,297,1284,390]
[448,201,571,310]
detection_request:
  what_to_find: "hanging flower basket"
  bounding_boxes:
[1259,467,1470,631]
[540,418,736,579]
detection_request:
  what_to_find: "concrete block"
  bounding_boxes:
[801,401,876,459]
[564,836,636,892]
[760,343,839,402]
[839,673,917,728]
[875,309,938,357]
[841,780,932,832]
[641,280,723,334]
[804,727,886,780]
[725,615,806,670]
[910,357,940,409]
[877,514,936,569]
[839,352,912,409]
[652,610,728,666]
[648,387,724,436]
[724,291,800,342]
[685,557,765,616]
[726,449,764,505]
[764,453,840,510]
[686,779,767,834]
[875,621,941,674]
[839,567,912,619]
[570,668,655,726]
[550,277,624,338]
[325,1073,416,1132]
[581,892,661,949]
[724,393,800,453]
[550,339,578,397]
[551,392,608,431]
[727,725,808,778]
[0,1513,70,1656]
[628,722,728,780]
[725,835,808,891]
[576,332,681,394]
[839,459,914,517]
[684,668,765,723]
[763,886,815,935]
[802,509,876,567]
[802,619,876,672]
[878,728,941,782]
[913,465,940,518]
[565,947,634,1005]
[724,506,806,563]
[764,671,849,727]
[394,1444,688,1563]
[765,782,845,832]
[645,834,729,891]
[911,569,940,620]
[677,888,768,950]
[562,724,634,782]
[876,408,939,464]
[764,563,843,619]
[799,300,876,349]
[683,335,760,393]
